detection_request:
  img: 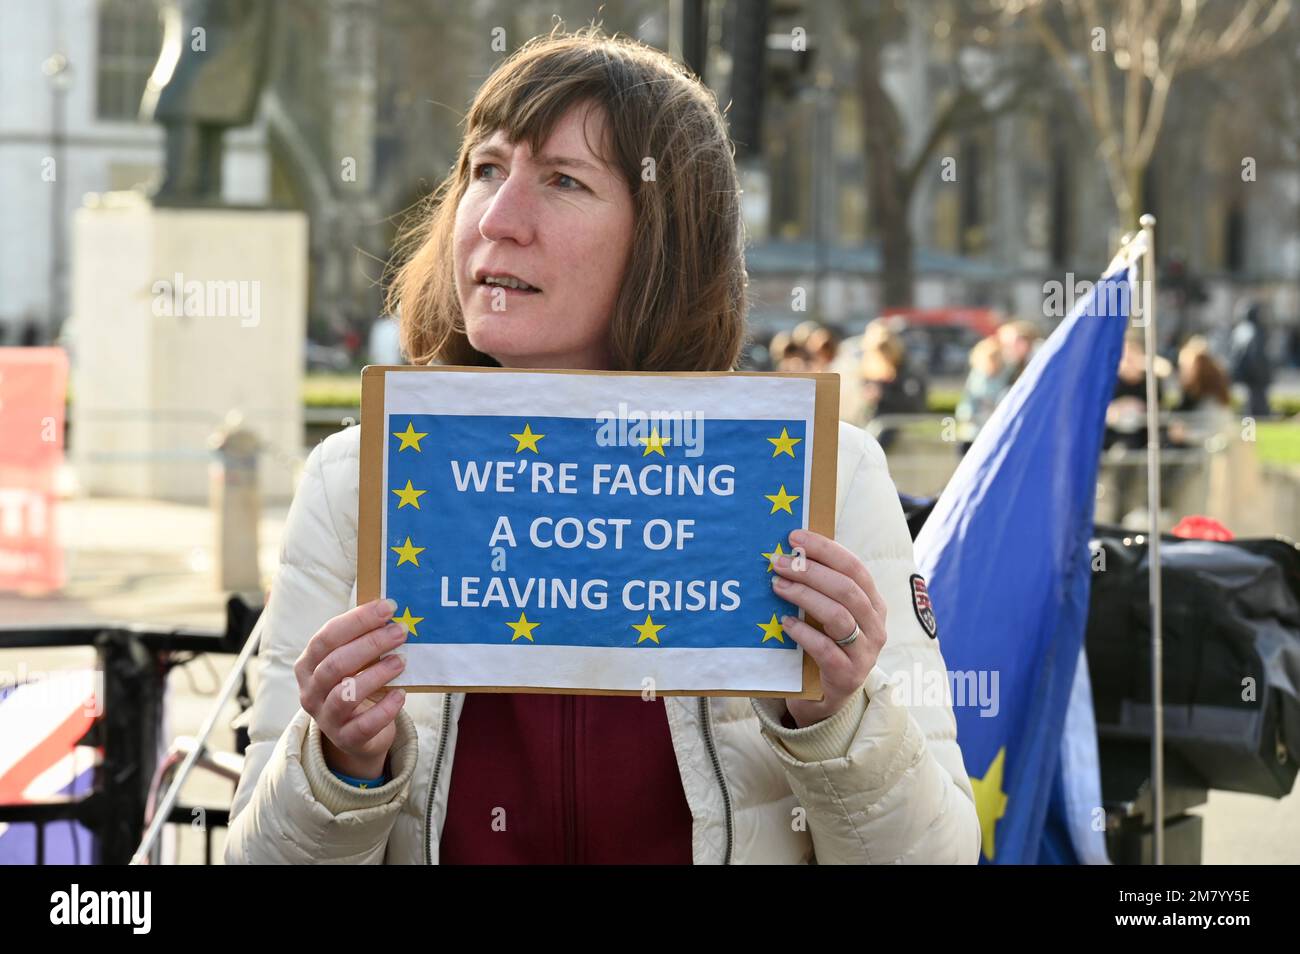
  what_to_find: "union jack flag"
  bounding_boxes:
[0,671,98,864]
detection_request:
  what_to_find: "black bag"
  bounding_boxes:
[1085,528,1300,797]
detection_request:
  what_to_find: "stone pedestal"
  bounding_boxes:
[69,192,306,502]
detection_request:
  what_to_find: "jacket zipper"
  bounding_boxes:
[698,697,734,865]
[423,693,453,865]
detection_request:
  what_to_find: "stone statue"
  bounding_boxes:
[139,0,274,205]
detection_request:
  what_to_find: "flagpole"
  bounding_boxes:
[1138,213,1164,866]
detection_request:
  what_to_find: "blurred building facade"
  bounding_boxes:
[2,0,1298,354]
[736,1,1300,349]
[0,0,270,346]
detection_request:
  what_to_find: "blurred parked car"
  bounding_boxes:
[879,308,1003,378]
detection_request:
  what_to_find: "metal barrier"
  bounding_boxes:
[140,736,244,866]
[0,595,261,865]
[866,412,1235,527]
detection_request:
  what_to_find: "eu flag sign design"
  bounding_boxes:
[358,368,840,696]
[915,264,1133,863]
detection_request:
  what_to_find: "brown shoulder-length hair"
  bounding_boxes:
[386,27,747,371]
[1179,337,1231,405]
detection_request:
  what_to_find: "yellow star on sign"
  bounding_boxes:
[970,746,1009,862]
[632,614,665,645]
[510,423,545,453]
[393,606,423,637]
[393,422,427,452]
[390,536,425,567]
[757,613,786,643]
[506,611,540,642]
[638,427,670,457]
[765,484,800,515]
[760,542,786,572]
[391,479,426,509]
[767,427,802,458]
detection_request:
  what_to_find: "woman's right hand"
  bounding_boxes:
[294,598,409,780]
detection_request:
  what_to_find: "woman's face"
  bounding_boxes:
[453,104,634,369]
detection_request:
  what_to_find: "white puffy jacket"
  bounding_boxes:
[225,420,980,864]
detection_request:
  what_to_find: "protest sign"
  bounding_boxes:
[358,366,838,696]
[0,348,67,595]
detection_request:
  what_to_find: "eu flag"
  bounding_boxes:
[914,266,1133,863]
[384,414,806,652]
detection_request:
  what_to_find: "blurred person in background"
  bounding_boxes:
[1229,300,1273,419]
[952,320,1039,455]
[1103,329,1176,524]
[1162,336,1235,511]
[830,326,868,422]
[852,318,927,448]
[955,335,1005,455]
[995,319,1040,390]
[1105,330,1172,452]
[770,330,809,371]
[804,324,839,372]
[1170,336,1234,445]
[790,319,822,352]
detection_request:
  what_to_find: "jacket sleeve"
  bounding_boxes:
[224,436,418,864]
[749,424,981,865]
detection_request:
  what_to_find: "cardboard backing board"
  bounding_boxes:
[358,365,839,698]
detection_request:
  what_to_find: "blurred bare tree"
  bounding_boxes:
[1013,0,1292,230]
[847,1,1047,307]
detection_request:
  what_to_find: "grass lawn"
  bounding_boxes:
[299,373,1300,466]
[303,372,363,407]
[1255,421,1300,466]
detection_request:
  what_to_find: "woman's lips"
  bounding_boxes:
[474,283,542,300]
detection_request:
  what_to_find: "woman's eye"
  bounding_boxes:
[553,173,585,191]
[472,162,502,180]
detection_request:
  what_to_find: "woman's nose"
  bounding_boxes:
[477,173,536,245]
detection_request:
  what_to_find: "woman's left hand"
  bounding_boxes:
[772,529,888,728]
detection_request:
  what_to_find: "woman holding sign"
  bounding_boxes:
[226,28,980,865]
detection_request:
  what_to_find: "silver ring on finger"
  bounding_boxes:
[835,624,861,648]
